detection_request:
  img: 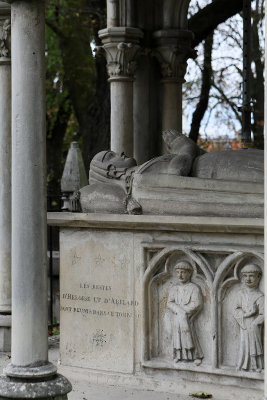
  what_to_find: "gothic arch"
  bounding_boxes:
[163,0,191,29]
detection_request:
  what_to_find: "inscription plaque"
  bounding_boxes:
[60,229,137,373]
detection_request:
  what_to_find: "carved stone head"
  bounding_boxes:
[174,261,193,284]
[92,150,137,169]
[240,264,262,289]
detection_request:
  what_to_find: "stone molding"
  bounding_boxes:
[47,212,264,235]
[153,29,194,82]
[98,27,143,81]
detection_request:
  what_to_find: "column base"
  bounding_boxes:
[0,315,11,352]
[0,373,72,399]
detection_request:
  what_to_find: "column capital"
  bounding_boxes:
[98,27,143,81]
[0,4,10,63]
[153,29,195,82]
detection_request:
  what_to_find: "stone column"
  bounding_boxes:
[98,27,143,157]
[0,2,11,352]
[107,0,119,28]
[133,55,162,164]
[153,29,193,152]
[264,3,267,398]
[0,1,71,399]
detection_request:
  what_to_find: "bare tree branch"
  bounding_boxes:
[189,0,247,48]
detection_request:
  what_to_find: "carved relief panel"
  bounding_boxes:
[142,244,264,379]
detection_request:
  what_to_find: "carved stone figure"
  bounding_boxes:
[167,261,203,366]
[88,131,263,183]
[0,18,11,58]
[75,130,263,215]
[233,264,264,372]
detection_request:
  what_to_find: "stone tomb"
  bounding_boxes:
[52,213,264,400]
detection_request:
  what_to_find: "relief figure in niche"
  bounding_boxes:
[167,261,203,366]
[233,264,264,372]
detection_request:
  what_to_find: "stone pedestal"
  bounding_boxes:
[99,27,143,157]
[0,3,11,352]
[0,1,71,398]
[48,212,264,400]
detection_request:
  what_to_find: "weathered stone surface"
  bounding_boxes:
[60,229,135,373]
[79,183,127,214]
[0,373,71,399]
[192,148,264,182]
[0,1,11,353]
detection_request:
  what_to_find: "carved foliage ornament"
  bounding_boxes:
[96,42,140,78]
[154,45,195,81]
[0,18,11,58]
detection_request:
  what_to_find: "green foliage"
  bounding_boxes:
[45,0,105,192]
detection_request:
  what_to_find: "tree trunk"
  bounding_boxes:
[251,4,264,149]
[189,32,214,143]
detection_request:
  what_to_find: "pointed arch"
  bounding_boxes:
[163,0,191,29]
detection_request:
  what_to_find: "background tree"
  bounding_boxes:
[184,0,264,148]
[45,0,261,196]
[45,0,109,195]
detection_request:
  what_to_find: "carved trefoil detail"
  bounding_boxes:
[142,243,264,379]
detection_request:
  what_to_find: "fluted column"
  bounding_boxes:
[154,29,193,152]
[0,1,71,398]
[99,27,143,157]
[0,2,11,352]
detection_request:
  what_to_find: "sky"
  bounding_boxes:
[182,0,264,140]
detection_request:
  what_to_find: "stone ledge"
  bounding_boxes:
[47,212,263,234]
